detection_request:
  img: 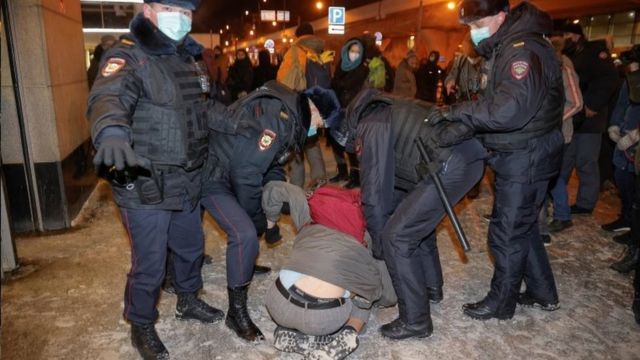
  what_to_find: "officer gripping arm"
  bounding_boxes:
[448,46,548,133]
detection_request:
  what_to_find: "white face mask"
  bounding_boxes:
[157,11,192,41]
[348,51,360,62]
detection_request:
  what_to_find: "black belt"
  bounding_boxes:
[275,278,345,310]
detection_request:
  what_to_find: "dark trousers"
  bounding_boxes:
[383,140,485,324]
[483,132,562,316]
[201,189,259,288]
[614,167,635,223]
[121,201,204,324]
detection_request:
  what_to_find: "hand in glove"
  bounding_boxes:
[608,125,621,142]
[432,121,474,147]
[617,129,640,151]
[423,106,448,126]
[93,136,139,171]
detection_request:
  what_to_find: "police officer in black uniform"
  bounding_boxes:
[339,88,486,339]
[88,1,243,358]
[439,0,563,320]
[201,81,341,341]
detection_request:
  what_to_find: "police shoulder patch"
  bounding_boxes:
[599,51,608,60]
[101,58,126,77]
[258,129,277,151]
[510,60,529,80]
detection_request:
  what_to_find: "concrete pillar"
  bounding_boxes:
[1,0,96,232]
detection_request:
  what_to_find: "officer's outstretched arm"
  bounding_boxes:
[450,49,546,132]
[88,48,143,143]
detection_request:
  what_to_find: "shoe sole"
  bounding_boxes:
[175,313,224,323]
[607,227,631,232]
[463,310,513,321]
[380,331,433,340]
[518,303,560,311]
[131,340,170,360]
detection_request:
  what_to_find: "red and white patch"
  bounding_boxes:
[101,58,126,77]
[599,51,608,60]
[258,129,277,151]
[510,60,530,80]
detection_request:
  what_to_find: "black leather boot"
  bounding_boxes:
[610,245,639,274]
[226,284,265,342]
[426,286,443,304]
[176,292,224,323]
[330,164,349,183]
[462,299,513,320]
[379,317,433,340]
[131,322,169,360]
[344,169,360,189]
[516,292,560,311]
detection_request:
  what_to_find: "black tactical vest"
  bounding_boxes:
[389,98,439,190]
[130,51,209,170]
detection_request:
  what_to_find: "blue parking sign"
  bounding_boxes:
[328,7,345,25]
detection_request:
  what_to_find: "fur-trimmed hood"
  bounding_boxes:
[126,13,203,56]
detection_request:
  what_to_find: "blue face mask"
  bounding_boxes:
[470,26,491,46]
[157,12,191,41]
[307,125,317,137]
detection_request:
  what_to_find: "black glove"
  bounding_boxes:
[423,106,448,126]
[265,224,282,245]
[432,121,474,147]
[93,136,139,171]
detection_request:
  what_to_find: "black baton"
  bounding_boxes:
[415,138,471,252]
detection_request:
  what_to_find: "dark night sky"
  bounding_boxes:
[192,0,379,38]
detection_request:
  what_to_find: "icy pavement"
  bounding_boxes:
[2,174,639,360]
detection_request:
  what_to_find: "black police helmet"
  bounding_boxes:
[144,0,200,10]
[458,0,509,24]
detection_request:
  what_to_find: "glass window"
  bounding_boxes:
[588,14,611,40]
[612,11,636,46]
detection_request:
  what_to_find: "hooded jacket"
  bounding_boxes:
[262,181,397,305]
[227,50,254,100]
[393,57,417,98]
[449,2,564,152]
[252,50,278,89]
[416,51,442,102]
[332,38,369,108]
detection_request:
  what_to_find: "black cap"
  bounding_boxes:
[295,23,314,37]
[458,0,509,23]
[559,23,584,37]
[144,0,200,10]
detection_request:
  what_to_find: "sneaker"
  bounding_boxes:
[548,219,573,233]
[273,326,310,354]
[541,234,551,246]
[305,327,359,360]
[601,218,631,232]
[516,292,560,311]
[570,205,592,215]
